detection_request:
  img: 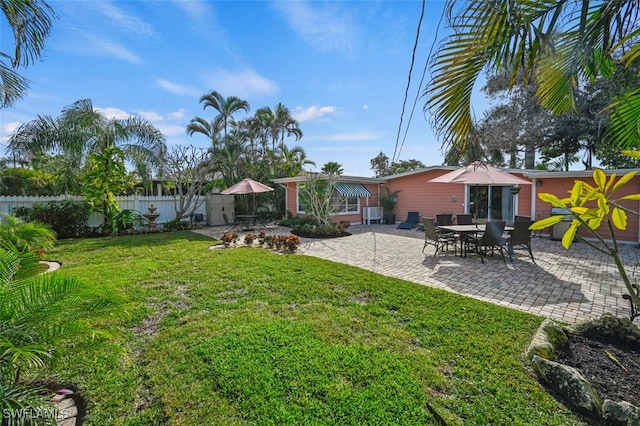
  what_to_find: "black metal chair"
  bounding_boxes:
[503,220,535,263]
[436,213,453,226]
[467,220,507,263]
[515,215,531,222]
[397,211,420,229]
[422,217,456,256]
[456,214,473,225]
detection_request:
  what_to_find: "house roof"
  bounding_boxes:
[379,166,459,180]
[522,168,640,179]
[271,173,385,184]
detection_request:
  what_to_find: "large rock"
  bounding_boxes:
[603,399,640,426]
[531,355,603,419]
[567,313,640,345]
[525,318,568,361]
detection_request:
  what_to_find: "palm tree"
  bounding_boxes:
[198,90,250,141]
[186,115,224,148]
[255,103,303,151]
[1,0,56,108]
[8,99,166,171]
[426,1,640,153]
[275,145,315,177]
[8,99,166,226]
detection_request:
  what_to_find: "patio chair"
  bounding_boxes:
[397,211,419,229]
[456,214,473,225]
[467,220,507,263]
[515,215,531,222]
[436,213,453,226]
[422,217,456,256]
[503,220,535,263]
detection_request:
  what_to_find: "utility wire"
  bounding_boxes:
[392,0,425,164]
[396,4,445,162]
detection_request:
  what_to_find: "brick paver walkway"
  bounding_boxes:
[195,224,640,324]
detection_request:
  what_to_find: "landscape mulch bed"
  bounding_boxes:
[555,334,640,407]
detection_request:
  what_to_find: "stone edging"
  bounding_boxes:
[526,314,640,424]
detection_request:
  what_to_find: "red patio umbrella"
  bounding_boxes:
[221,178,274,218]
[428,161,531,220]
[221,178,274,195]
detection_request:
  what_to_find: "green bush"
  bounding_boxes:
[162,219,193,231]
[13,200,91,238]
[291,222,349,238]
[0,214,56,254]
[111,209,146,235]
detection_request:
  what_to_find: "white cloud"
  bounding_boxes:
[204,68,278,99]
[137,110,164,122]
[92,1,157,38]
[156,79,200,97]
[362,104,369,109]
[293,105,335,122]
[97,107,131,120]
[156,123,187,138]
[272,1,358,55]
[91,37,142,65]
[0,121,22,144]
[168,108,188,120]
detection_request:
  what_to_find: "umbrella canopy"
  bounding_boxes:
[221,178,274,195]
[428,161,531,186]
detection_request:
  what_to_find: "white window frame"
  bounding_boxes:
[296,187,361,215]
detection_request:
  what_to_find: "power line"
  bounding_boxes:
[392,0,425,164]
[396,3,445,163]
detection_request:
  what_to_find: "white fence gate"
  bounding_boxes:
[0,195,208,229]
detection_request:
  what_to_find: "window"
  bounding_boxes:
[297,188,360,215]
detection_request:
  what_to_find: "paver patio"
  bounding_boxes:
[195,224,640,324]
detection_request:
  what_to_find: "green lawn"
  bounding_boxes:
[45,231,584,425]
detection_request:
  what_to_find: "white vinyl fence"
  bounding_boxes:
[0,195,207,229]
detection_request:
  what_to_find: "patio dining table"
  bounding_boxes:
[437,224,514,258]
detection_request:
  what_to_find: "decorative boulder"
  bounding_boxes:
[531,355,603,419]
[603,399,640,426]
[526,318,568,361]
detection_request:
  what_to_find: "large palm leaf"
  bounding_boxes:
[0,0,57,108]
[426,0,640,152]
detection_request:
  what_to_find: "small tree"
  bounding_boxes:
[297,171,341,226]
[530,164,640,311]
[161,146,213,221]
[81,146,134,233]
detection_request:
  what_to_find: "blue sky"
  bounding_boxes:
[1,0,464,177]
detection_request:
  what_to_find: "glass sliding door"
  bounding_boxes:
[468,185,515,222]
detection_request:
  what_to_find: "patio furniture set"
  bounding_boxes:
[398,211,535,263]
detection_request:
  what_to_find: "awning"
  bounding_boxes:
[334,182,372,197]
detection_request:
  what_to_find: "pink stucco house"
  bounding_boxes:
[272,166,640,244]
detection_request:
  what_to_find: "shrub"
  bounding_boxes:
[244,233,257,245]
[0,214,56,254]
[162,219,192,232]
[112,209,146,235]
[291,222,349,238]
[13,200,91,238]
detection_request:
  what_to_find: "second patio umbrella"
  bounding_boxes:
[221,178,274,218]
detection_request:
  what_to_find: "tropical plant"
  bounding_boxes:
[81,146,135,232]
[426,1,640,153]
[378,187,400,215]
[1,0,56,108]
[321,161,343,175]
[7,98,166,201]
[0,247,120,418]
[255,103,303,151]
[530,161,640,311]
[0,214,55,254]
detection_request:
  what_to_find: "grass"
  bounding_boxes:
[43,231,584,425]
